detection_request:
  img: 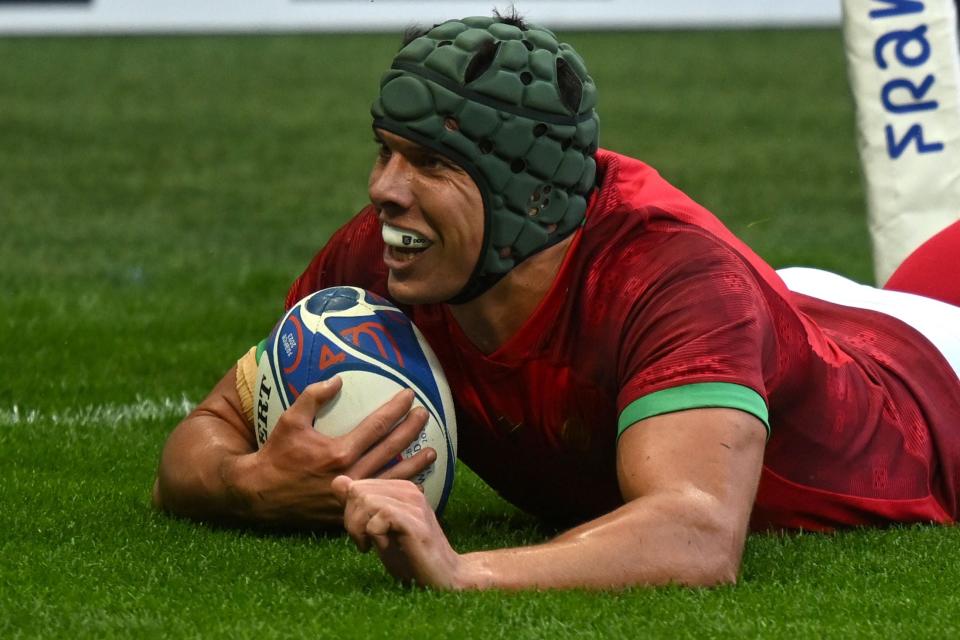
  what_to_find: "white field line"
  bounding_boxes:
[0,396,195,427]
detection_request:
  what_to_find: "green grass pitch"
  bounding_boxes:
[2,29,959,638]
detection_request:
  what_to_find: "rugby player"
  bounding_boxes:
[154,13,960,589]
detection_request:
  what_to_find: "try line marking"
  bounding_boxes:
[0,396,195,427]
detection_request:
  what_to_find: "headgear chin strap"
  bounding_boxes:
[371,16,600,304]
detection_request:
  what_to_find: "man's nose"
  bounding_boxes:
[369,155,416,213]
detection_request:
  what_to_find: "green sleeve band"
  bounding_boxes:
[255,337,269,365]
[618,382,770,437]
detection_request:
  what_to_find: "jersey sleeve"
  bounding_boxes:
[615,231,776,436]
[285,205,390,310]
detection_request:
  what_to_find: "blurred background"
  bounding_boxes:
[0,0,842,34]
[0,1,868,412]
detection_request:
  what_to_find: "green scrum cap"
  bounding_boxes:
[371,16,599,304]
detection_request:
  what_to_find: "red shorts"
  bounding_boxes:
[885,220,960,306]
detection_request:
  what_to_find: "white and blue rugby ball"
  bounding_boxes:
[254,286,456,513]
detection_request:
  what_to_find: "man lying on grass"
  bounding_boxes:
[154,12,960,590]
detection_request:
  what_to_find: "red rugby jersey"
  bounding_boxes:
[287,150,960,530]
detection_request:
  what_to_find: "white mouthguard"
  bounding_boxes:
[382,223,432,249]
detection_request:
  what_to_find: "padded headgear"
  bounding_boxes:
[371,16,599,303]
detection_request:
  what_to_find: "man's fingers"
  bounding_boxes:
[351,406,431,478]
[366,510,396,538]
[341,484,372,552]
[376,448,436,481]
[282,377,343,428]
[342,483,410,553]
[361,496,416,535]
[341,388,421,460]
[347,527,371,553]
[331,474,352,505]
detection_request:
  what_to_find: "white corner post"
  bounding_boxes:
[843,0,960,284]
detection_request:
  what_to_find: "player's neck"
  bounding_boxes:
[447,235,574,355]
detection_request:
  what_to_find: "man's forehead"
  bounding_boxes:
[374,128,425,152]
[372,127,473,180]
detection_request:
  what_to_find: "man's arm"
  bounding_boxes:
[153,366,436,528]
[334,407,766,589]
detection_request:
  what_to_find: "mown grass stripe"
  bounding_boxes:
[0,396,195,427]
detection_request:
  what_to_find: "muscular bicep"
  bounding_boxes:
[617,408,766,529]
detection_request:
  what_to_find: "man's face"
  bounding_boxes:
[369,129,484,304]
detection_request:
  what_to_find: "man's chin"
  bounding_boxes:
[387,274,453,305]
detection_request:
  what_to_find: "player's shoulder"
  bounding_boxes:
[590,150,739,241]
[570,207,775,338]
[583,160,752,276]
[585,149,781,293]
[575,219,765,318]
[593,149,707,217]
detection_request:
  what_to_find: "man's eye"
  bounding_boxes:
[420,155,447,169]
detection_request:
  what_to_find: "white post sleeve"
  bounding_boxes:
[843,0,960,284]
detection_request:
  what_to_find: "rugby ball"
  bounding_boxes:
[254,286,456,513]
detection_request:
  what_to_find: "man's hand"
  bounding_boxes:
[154,366,437,528]
[332,476,462,588]
[230,380,435,526]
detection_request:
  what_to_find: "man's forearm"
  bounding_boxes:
[153,364,273,524]
[153,410,259,523]
[455,489,744,590]
[339,408,764,590]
